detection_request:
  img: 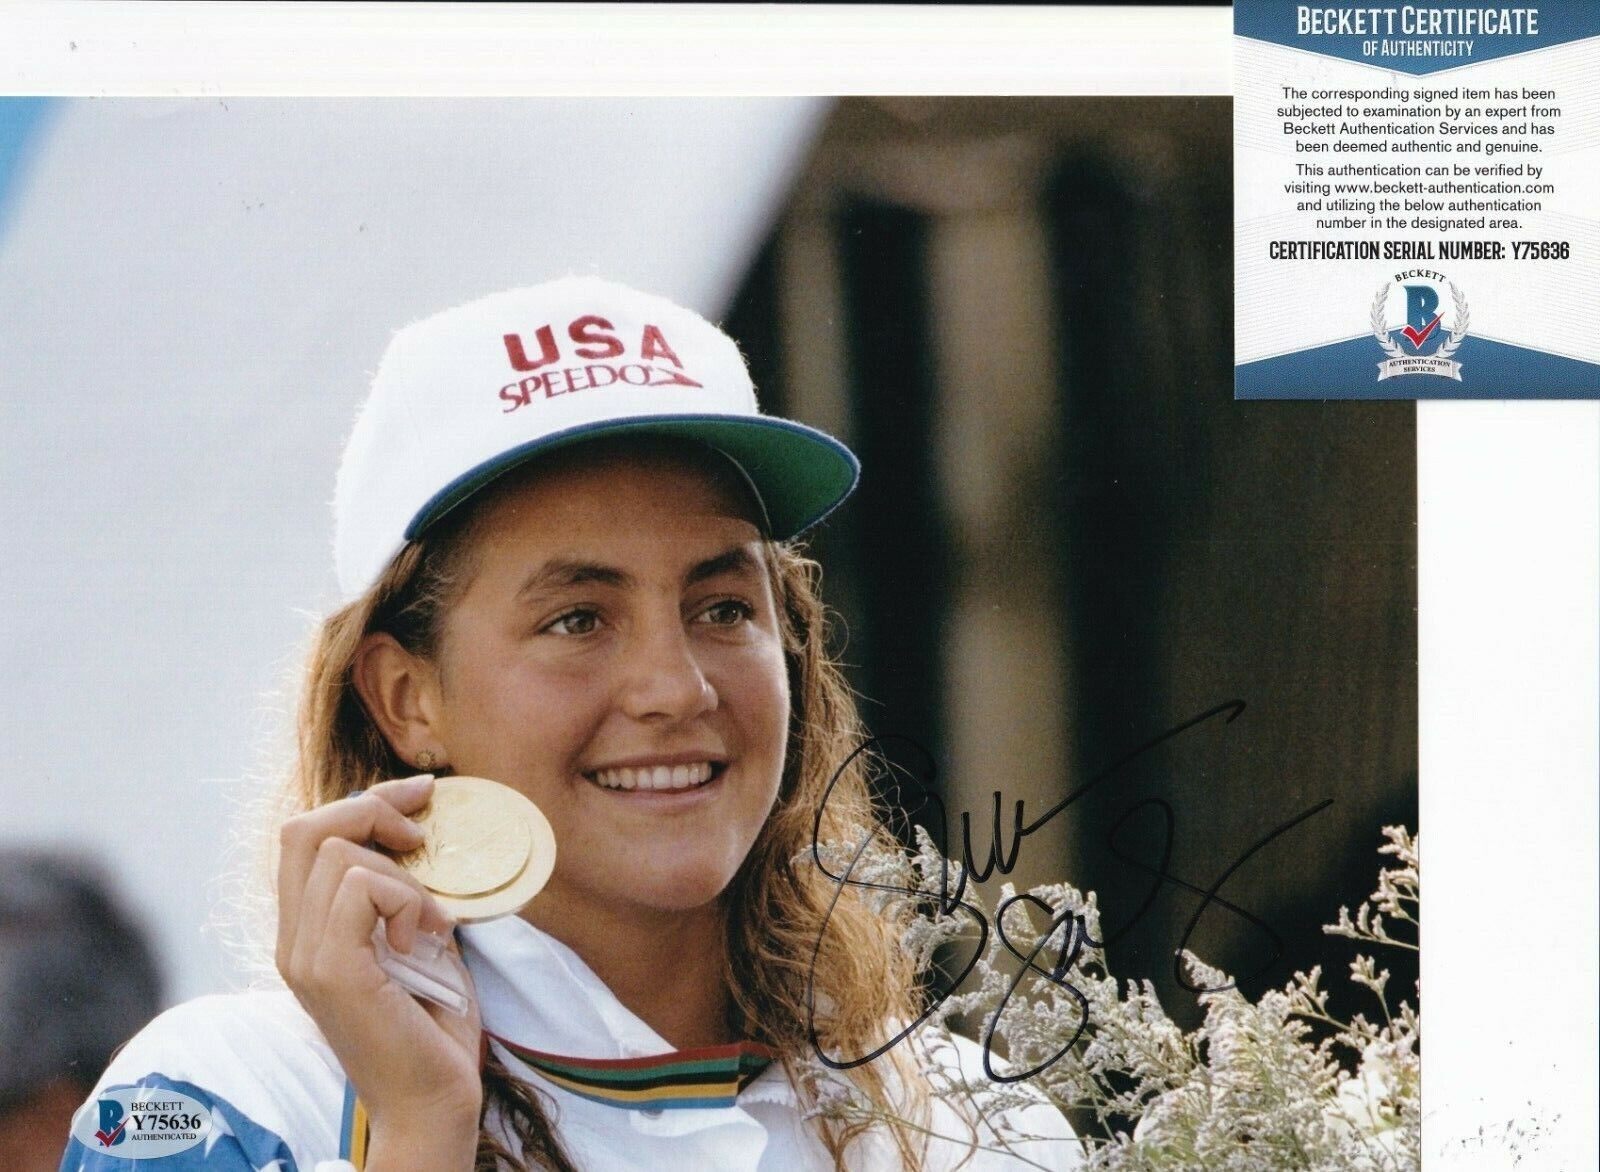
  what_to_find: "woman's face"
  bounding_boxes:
[421,448,789,921]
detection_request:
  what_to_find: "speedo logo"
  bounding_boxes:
[497,315,703,412]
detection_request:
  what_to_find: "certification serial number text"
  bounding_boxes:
[1267,240,1570,261]
[1511,241,1570,260]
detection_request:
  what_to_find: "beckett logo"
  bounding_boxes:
[94,1098,128,1147]
[1371,270,1469,382]
[70,1087,212,1159]
[498,314,704,412]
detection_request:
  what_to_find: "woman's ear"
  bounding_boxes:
[352,632,445,769]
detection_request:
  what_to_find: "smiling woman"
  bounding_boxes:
[62,278,1080,1171]
[358,445,793,958]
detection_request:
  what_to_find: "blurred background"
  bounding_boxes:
[0,97,1415,1071]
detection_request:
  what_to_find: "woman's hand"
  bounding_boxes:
[276,774,481,1167]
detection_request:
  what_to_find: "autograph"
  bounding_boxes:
[806,699,1334,1081]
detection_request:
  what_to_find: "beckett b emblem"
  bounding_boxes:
[1372,273,1469,382]
[1400,285,1441,349]
[94,1098,128,1147]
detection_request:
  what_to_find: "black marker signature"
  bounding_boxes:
[805,700,1333,1082]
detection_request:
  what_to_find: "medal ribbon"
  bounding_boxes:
[338,1038,775,1167]
[488,1032,777,1110]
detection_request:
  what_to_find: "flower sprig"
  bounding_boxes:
[1326,826,1418,956]
[802,826,1423,1171]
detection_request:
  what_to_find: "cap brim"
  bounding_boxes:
[405,414,860,544]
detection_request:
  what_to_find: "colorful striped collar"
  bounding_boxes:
[459,918,791,1111]
[343,1035,778,1167]
[489,1033,777,1111]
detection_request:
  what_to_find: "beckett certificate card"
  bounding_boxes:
[1234,0,1600,398]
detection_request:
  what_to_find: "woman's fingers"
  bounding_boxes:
[299,865,483,1138]
[289,836,452,975]
[312,866,424,988]
[276,775,434,948]
[269,777,482,1134]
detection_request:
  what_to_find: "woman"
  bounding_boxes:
[65,278,1078,1170]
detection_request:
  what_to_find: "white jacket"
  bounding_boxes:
[63,917,1082,1170]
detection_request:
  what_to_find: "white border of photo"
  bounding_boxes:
[1,5,1593,1169]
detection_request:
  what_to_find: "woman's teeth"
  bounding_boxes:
[590,762,715,792]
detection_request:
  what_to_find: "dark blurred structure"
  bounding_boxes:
[0,850,163,1171]
[728,98,1417,1032]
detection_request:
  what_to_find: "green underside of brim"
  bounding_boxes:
[408,414,859,543]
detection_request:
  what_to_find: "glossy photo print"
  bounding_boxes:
[2,96,1420,1171]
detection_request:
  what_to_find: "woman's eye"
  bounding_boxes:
[699,599,753,626]
[545,608,601,636]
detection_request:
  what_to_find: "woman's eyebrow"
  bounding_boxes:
[516,559,631,599]
[686,546,762,586]
[512,547,758,599]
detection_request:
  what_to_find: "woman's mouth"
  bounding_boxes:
[586,761,722,793]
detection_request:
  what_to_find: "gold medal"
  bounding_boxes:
[395,776,556,922]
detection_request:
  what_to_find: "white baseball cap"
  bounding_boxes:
[333,276,859,600]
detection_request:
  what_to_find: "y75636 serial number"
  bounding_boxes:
[1512,242,1570,260]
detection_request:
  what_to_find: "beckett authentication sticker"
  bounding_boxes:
[1234,0,1600,397]
[69,1087,212,1159]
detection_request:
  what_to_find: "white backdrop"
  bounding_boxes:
[0,96,827,1002]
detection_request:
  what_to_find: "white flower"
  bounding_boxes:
[800,825,1421,1172]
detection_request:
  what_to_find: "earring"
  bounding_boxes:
[415,749,438,772]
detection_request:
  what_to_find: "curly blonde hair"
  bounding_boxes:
[287,452,929,1169]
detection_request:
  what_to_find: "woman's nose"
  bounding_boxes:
[617,619,718,723]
